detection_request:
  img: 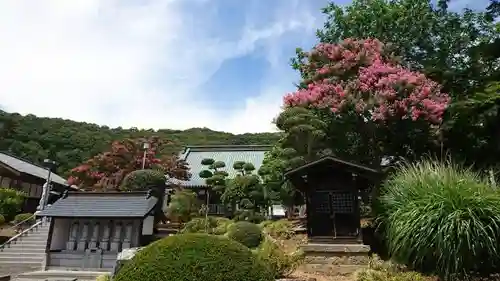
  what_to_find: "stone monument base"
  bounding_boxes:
[299,243,370,276]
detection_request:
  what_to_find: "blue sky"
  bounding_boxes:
[0,0,491,134]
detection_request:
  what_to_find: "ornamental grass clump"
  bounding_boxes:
[375,160,500,280]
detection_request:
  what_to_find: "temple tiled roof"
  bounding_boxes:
[0,152,67,186]
[37,192,157,218]
[172,145,272,187]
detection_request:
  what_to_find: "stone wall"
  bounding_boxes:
[300,243,370,276]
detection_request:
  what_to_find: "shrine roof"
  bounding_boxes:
[284,156,381,178]
[0,152,68,186]
[171,145,272,187]
[37,192,157,218]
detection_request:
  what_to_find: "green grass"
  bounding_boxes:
[375,160,500,280]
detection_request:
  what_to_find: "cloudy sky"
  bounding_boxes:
[0,0,491,134]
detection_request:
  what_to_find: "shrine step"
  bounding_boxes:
[0,221,49,277]
[300,243,371,276]
[15,270,107,281]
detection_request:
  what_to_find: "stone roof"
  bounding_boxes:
[0,152,67,186]
[37,192,157,218]
[172,145,272,187]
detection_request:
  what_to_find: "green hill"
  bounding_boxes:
[0,111,281,176]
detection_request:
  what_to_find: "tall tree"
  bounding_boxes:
[67,137,190,190]
[287,38,449,167]
[258,144,304,218]
[301,0,500,167]
[223,161,270,213]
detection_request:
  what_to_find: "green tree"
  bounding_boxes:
[166,189,200,223]
[199,158,228,220]
[300,0,500,168]
[274,107,328,167]
[224,161,270,214]
[68,137,190,190]
[0,188,25,221]
[258,144,304,218]
[120,169,166,191]
[0,111,281,176]
[287,39,449,167]
[309,0,499,98]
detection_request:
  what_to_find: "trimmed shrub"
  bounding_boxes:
[0,214,5,226]
[0,188,25,221]
[233,209,266,224]
[255,238,304,278]
[13,213,34,225]
[227,221,263,248]
[181,217,233,235]
[166,189,200,223]
[95,274,111,281]
[375,160,500,280]
[262,220,294,239]
[114,233,274,281]
[120,169,165,191]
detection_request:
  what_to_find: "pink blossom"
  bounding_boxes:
[285,38,450,124]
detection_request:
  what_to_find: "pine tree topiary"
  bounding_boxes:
[114,233,273,281]
[226,221,263,248]
[120,169,165,191]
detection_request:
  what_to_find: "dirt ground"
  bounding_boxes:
[277,234,356,281]
[291,270,355,281]
[0,224,16,237]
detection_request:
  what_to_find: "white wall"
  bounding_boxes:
[142,216,154,235]
[50,218,71,250]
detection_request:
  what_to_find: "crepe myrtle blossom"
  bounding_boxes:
[285,38,450,124]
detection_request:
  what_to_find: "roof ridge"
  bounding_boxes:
[183,144,273,153]
[0,151,52,171]
[70,191,148,196]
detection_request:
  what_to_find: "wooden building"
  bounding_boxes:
[37,190,165,270]
[285,156,381,243]
[170,145,272,216]
[285,156,383,274]
[0,152,71,213]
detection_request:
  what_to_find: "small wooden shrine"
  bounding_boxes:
[285,156,381,244]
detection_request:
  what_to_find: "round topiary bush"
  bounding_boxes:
[0,214,5,225]
[227,221,263,248]
[114,233,273,281]
[375,160,500,280]
[13,213,34,225]
[120,169,165,191]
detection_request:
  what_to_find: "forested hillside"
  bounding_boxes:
[0,111,281,176]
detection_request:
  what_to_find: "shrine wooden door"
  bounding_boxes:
[309,190,334,237]
[330,190,359,238]
[308,190,359,238]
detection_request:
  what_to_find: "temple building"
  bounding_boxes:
[37,190,164,270]
[0,152,72,213]
[171,145,272,215]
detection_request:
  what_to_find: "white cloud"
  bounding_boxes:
[0,0,320,134]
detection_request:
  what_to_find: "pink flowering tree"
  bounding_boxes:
[67,137,190,191]
[281,38,451,166]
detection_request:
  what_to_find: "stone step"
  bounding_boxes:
[0,251,45,257]
[14,235,48,240]
[6,240,47,245]
[16,270,106,281]
[0,256,43,263]
[1,247,46,253]
[10,239,47,245]
[12,277,81,281]
[6,244,47,249]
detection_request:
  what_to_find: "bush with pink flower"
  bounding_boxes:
[285,38,450,125]
[281,38,451,165]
